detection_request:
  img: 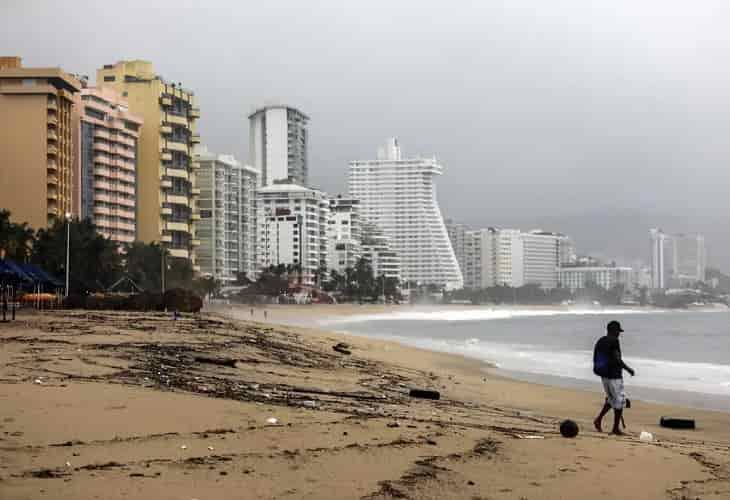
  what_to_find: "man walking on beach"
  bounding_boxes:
[593,320,635,435]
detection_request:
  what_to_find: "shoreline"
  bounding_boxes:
[213,302,730,413]
[2,309,729,499]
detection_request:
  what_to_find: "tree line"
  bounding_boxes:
[0,209,216,296]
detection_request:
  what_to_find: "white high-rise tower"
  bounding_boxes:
[248,105,309,187]
[650,228,668,289]
[349,139,463,289]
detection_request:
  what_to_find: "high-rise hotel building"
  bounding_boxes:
[0,57,80,229]
[97,60,200,261]
[248,105,309,187]
[349,139,463,289]
[74,85,142,244]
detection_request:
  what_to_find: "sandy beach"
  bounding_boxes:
[1,306,728,499]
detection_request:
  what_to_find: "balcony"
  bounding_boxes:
[47,206,59,217]
[161,96,172,107]
[166,221,190,232]
[161,151,172,161]
[47,116,58,126]
[47,145,58,156]
[161,207,172,215]
[191,187,200,195]
[47,130,58,142]
[165,114,188,127]
[93,142,111,153]
[190,107,200,119]
[166,168,189,180]
[161,234,173,243]
[160,179,172,188]
[166,194,190,206]
[93,129,110,140]
[166,140,188,153]
[47,160,58,172]
[47,175,58,185]
[160,125,172,135]
[169,248,189,259]
[191,239,201,246]
[47,190,58,200]
[191,133,201,144]
[47,99,57,110]
[191,212,201,221]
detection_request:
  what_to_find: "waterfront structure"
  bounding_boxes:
[349,138,462,289]
[194,147,259,282]
[74,85,142,244]
[521,230,562,289]
[446,219,468,274]
[495,229,524,287]
[650,228,668,289]
[670,233,706,285]
[256,183,328,286]
[0,57,80,229]
[96,60,200,262]
[248,105,309,187]
[326,196,361,274]
[559,266,633,292]
[360,221,401,281]
[463,228,498,289]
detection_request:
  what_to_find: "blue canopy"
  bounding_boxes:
[0,259,33,283]
[20,263,63,288]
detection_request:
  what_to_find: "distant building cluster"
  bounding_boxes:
[0,56,712,294]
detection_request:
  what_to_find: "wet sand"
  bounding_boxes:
[1,308,728,499]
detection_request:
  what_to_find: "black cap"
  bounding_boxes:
[607,320,624,332]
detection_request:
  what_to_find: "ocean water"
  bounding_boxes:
[321,308,730,411]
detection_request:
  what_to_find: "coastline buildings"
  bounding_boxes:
[97,60,200,262]
[248,105,309,187]
[256,183,329,286]
[650,228,668,289]
[463,228,498,289]
[446,219,468,274]
[670,233,706,285]
[326,196,361,274]
[194,147,259,281]
[349,139,463,289]
[360,221,401,281]
[521,230,563,289]
[0,57,80,229]
[74,85,142,244]
[559,266,632,292]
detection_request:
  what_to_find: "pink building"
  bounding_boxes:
[74,85,142,244]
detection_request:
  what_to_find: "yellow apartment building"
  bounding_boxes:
[96,60,201,262]
[0,56,81,230]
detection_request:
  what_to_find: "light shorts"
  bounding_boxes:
[601,377,626,410]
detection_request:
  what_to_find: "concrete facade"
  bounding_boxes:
[96,60,200,263]
[0,57,80,229]
[74,85,142,244]
[559,266,633,292]
[326,196,361,274]
[248,105,309,187]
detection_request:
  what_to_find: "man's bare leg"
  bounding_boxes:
[594,401,611,432]
[611,409,625,435]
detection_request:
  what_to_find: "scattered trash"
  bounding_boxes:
[559,419,579,438]
[302,400,317,408]
[34,378,43,385]
[194,356,237,368]
[387,421,400,428]
[332,343,351,355]
[180,445,188,450]
[516,435,544,439]
[207,446,214,451]
[65,462,72,467]
[266,417,278,425]
[409,389,440,400]
[660,417,695,430]
[639,431,654,443]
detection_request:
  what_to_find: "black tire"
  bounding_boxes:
[409,389,440,400]
[660,417,695,429]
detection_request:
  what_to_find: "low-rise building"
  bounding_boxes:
[360,221,401,281]
[326,196,361,273]
[559,266,633,292]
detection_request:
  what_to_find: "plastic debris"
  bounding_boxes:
[516,434,544,439]
[34,378,43,384]
[207,446,214,451]
[180,444,188,450]
[266,417,278,425]
[639,431,653,443]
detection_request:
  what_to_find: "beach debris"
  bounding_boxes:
[65,461,72,467]
[516,434,544,440]
[194,356,237,368]
[207,446,215,451]
[34,378,43,384]
[660,417,695,430]
[387,421,400,428]
[408,389,440,400]
[639,431,654,443]
[266,417,279,425]
[302,400,317,408]
[180,445,188,450]
[332,342,351,355]
[559,419,579,438]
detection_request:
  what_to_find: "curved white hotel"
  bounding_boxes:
[349,139,463,289]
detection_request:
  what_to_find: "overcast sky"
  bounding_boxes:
[3,0,729,263]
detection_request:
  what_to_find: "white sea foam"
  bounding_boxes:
[351,333,730,397]
[322,307,660,325]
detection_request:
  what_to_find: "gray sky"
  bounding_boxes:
[3,0,729,266]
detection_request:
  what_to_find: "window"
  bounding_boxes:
[103,75,116,82]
